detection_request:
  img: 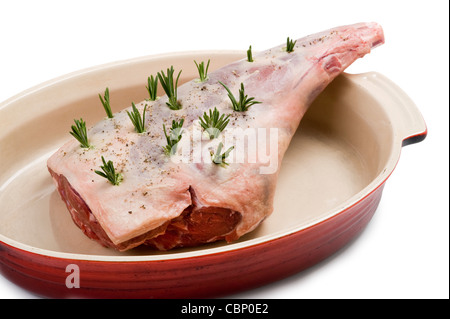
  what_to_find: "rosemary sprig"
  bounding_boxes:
[146,75,159,101]
[218,81,262,112]
[199,107,230,139]
[158,66,182,110]
[194,59,210,82]
[163,118,184,156]
[211,142,234,166]
[70,118,90,148]
[286,37,297,53]
[126,102,147,133]
[95,156,123,186]
[99,87,113,118]
[247,45,254,62]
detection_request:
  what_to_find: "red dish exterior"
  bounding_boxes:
[0,184,383,299]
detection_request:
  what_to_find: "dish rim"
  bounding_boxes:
[0,50,423,262]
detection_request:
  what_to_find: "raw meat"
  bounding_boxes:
[48,22,384,251]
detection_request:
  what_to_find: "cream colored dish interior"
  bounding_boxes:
[0,52,394,258]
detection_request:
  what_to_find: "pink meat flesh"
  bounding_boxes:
[47,22,384,251]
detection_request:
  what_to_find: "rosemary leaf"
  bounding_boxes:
[247,45,254,62]
[99,87,113,118]
[211,142,234,166]
[95,156,123,186]
[146,75,159,101]
[126,102,147,133]
[158,66,182,110]
[199,107,230,139]
[194,59,210,82]
[163,118,184,156]
[70,118,90,148]
[286,37,297,53]
[218,81,262,112]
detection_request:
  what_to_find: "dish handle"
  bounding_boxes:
[355,72,427,147]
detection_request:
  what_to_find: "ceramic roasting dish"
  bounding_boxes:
[0,51,426,298]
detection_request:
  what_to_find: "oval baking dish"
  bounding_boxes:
[0,51,426,298]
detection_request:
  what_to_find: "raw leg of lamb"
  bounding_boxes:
[47,22,384,251]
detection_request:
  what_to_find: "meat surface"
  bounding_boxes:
[47,22,384,251]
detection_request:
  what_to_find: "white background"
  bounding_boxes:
[0,0,448,299]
